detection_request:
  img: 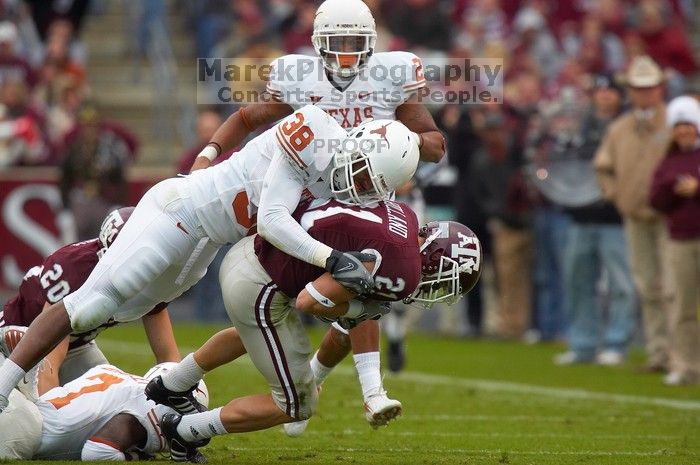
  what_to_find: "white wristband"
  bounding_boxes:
[198,145,219,162]
[304,282,335,308]
[344,300,364,318]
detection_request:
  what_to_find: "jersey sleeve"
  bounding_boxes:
[266,55,309,109]
[391,52,427,103]
[273,105,342,177]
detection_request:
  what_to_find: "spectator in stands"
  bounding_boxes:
[555,74,636,365]
[511,6,561,81]
[443,105,486,335]
[649,95,700,385]
[43,75,82,146]
[385,0,451,51]
[0,21,36,87]
[594,56,673,373]
[60,100,137,239]
[176,108,226,174]
[561,14,626,74]
[525,103,575,343]
[469,111,533,339]
[25,0,90,41]
[281,1,315,55]
[633,0,697,76]
[41,21,86,87]
[0,78,48,166]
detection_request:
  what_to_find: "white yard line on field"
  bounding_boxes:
[98,338,700,412]
[218,446,691,458]
[303,430,680,440]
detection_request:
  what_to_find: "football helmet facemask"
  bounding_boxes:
[405,221,482,308]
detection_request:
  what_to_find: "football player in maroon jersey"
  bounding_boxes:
[0,208,181,397]
[145,200,481,459]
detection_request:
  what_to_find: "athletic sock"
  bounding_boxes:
[0,359,26,400]
[162,353,206,392]
[176,407,227,441]
[353,351,382,400]
[310,351,333,385]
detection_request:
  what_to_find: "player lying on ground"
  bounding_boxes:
[145,200,481,460]
[0,207,180,399]
[0,361,208,462]
[0,106,420,412]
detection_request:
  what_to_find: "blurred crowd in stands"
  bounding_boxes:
[2,0,699,381]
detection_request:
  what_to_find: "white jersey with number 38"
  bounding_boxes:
[184,104,348,244]
[34,365,171,460]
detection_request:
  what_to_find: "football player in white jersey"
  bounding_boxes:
[0,362,209,462]
[189,0,446,434]
[0,105,420,414]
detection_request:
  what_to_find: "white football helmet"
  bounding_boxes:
[312,0,377,77]
[330,120,420,206]
[144,363,209,409]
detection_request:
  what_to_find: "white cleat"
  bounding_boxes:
[364,391,402,429]
[283,419,310,437]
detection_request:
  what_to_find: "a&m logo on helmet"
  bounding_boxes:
[452,230,481,274]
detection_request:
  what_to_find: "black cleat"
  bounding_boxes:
[145,376,207,414]
[388,340,405,373]
[161,413,210,463]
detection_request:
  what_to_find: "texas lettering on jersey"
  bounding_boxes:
[267,52,426,129]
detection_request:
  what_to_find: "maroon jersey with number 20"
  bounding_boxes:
[2,239,166,350]
[255,199,421,301]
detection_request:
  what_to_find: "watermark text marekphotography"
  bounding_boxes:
[196,57,503,105]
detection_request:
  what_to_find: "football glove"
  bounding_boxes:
[325,250,376,295]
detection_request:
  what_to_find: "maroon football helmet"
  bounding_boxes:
[404,221,482,307]
[98,207,134,254]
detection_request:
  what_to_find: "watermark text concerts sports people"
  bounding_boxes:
[196,57,503,106]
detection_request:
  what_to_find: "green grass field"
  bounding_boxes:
[32,323,700,465]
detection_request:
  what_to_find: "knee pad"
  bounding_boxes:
[0,390,43,459]
[110,246,169,299]
[65,290,119,333]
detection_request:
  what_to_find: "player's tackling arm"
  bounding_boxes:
[141,308,181,363]
[190,101,294,172]
[256,152,333,268]
[395,93,446,163]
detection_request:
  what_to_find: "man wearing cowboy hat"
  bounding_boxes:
[594,55,673,372]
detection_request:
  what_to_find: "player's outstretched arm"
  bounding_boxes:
[190,101,294,172]
[395,93,446,163]
[81,413,148,461]
[142,308,181,364]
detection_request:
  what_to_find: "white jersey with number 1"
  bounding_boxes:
[34,365,171,460]
[184,104,348,245]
